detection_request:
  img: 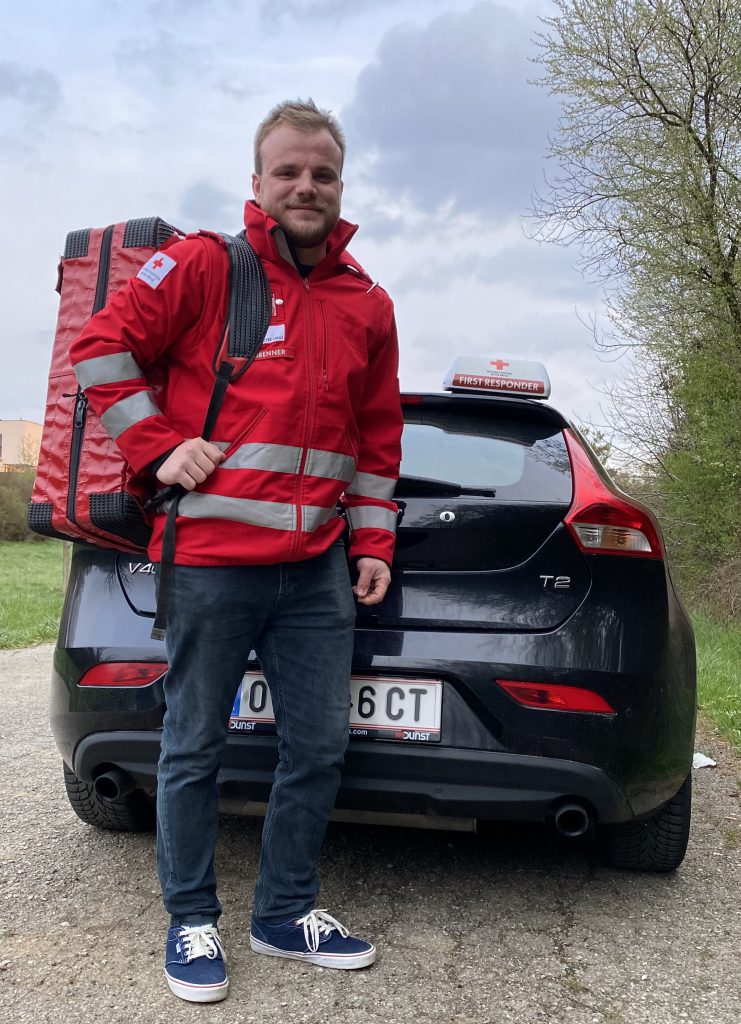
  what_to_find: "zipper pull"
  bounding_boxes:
[303,278,310,292]
[74,394,87,428]
[322,370,329,391]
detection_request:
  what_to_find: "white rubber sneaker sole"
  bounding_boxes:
[165,969,229,1003]
[250,935,376,969]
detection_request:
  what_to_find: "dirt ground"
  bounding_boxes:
[2,643,740,1024]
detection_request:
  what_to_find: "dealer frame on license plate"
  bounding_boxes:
[229,673,442,743]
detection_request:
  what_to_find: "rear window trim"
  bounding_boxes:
[398,394,572,503]
[401,391,571,431]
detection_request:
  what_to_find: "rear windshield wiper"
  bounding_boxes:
[394,475,496,498]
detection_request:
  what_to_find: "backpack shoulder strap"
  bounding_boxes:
[199,232,271,439]
[220,231,272,363]
[151,230,271,642]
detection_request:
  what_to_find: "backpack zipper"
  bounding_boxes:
[67,224,114,525]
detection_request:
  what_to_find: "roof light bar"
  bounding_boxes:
[443,356,551,399]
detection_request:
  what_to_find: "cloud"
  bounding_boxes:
[114,31,208,86]
[347,203,607,419]
[178,181,243,230]
[2,328,56,424]
[0,61,61,114]
[343,2,556,218]
[216,80,262,102]
[393,310,617,423]
[144,0,223,12]
[258,0,399,29]
[391,239,596,303]
[346,193,597,306]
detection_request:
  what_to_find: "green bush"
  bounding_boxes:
[0,471,44,542]
[661,338,741,618]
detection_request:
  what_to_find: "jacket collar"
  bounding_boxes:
[243,200,358,273]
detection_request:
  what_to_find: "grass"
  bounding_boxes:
[0,541,66,649]
[723,827,740,850]
[0,544,739,753]
[693,613,741,753]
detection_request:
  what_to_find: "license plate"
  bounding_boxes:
[229,673,442,743]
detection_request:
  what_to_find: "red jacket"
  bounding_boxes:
[70,202,402,567]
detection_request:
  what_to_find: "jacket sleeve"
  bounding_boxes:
[342,302,403,566]
[69,238,212,474]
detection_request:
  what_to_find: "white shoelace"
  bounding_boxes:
[295,909,349,952]
[177,924,226,963]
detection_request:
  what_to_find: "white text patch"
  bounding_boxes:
[137,252,177,289]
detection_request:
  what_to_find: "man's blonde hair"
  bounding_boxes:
[254,99,346,173]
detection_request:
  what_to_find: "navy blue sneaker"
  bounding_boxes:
[250,909,376,969]
[164,924,228,1002]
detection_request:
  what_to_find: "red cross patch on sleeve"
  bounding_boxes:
[137,252,177,289]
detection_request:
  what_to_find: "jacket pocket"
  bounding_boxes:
[345,427,359,464]
[220,407,268,461]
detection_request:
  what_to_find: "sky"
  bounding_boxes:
[1,0,619,428]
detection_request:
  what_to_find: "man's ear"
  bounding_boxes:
[252,172,261,203]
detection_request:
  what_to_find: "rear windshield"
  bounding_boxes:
[398,405,573,502]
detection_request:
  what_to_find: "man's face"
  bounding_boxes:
[252,125,343,252]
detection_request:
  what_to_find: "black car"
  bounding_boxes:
[52,357,696,871]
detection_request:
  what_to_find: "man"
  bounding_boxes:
[70,99,402,1003]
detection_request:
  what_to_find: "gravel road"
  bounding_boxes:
[1,644,740,1024]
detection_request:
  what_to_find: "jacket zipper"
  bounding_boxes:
[292,276,316,555]
[319,301,329,392]
[67,224,114,525]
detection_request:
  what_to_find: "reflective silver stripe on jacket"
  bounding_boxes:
[221,443,355,483]
[302,504,340,531]
[305,449,356,482]
[101,391,161,439]
[346,506,398,533]
[74,352,144,389]
[172,492,339,532]
[221,443,302,474]
[345,471,397,500]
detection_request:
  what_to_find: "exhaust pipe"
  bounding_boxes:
[553,802,591,838]
[93,768,136,802]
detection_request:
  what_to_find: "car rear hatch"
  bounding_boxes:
[116,394,588,632]
[356,394,588,632]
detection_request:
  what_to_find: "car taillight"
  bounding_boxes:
[497,680,615,714]
[563,429,664,559]
[78,662,168,687]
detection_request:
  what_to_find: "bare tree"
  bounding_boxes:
[531,0,741,609]
[532,0,741,362]
[17,434,40,469]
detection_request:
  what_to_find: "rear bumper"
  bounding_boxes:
[72,730,635,824]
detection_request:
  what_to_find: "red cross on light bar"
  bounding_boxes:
[152,258,164,269]
[490,359,509,370]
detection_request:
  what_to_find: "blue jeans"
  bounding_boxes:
[156,543,355,925]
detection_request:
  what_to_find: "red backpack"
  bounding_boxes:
[29,218,271,559]
[29,218,183,552]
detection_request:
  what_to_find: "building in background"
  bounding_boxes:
[0,419,43,472]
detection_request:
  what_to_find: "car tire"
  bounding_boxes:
[63,762,156,832]
[597,773,691,872]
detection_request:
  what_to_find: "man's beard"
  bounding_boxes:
[281,206,339,249]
